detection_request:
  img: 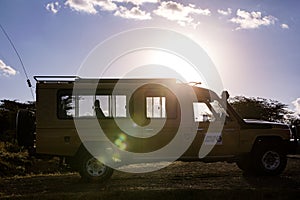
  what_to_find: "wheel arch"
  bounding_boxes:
[251,136,290,155]
[252,136,284,148]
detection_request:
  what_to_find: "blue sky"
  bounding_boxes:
[0,0,299,114]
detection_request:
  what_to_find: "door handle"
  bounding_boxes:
[224,128,236,132]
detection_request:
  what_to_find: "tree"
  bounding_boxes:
[229,96,292,123]
[0,99,35,112]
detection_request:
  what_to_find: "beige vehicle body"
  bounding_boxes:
[16,76,297,181]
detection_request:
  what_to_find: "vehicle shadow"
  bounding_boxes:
[242,172,299,189]
[242,172,300,199]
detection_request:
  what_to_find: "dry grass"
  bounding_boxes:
[0,142,65,177]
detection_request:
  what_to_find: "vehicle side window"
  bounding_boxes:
[58,94,75,118]
[193,100,230,123]
[58,91,127,119]
[146,96,166,118]
[96,95,126,117]
[193,102,214,122]
[78,95,95,117]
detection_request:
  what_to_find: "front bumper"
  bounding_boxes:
[288,139,300,154]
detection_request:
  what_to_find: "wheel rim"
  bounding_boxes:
[261,150,281,171]
[86,157,106,177]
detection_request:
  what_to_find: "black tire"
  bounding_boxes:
[79,152,114,183]
[252,145,287,176]
[16,109,35,147]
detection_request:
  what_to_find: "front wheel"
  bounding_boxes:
[252,146,287,176]
[79,152,114,182]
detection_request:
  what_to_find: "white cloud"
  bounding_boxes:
[94,0,118,11]
[65,0,118,14]
[281,23,289,29]
[49,1,283,31]
[65,0,97,14]
[46,2,60,14]
[0,60,17,76]
[114,0,159,5]
[292,98,300,115]
[114,6,151,20]
[230,9,277,30]
[153,1,210,28]
[217,8,232,16]
[64,0,158,14]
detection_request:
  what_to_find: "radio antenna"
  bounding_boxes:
[0,23,35,101]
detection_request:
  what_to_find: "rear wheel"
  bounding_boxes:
[79,152,114,183]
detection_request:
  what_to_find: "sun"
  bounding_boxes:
[101,48,208,87]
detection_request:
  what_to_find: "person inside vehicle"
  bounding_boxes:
[94,99,105,118]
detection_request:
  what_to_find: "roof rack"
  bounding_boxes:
[34,76,178,84]
[34,76,79,83]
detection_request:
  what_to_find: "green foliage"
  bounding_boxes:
[229,96,291,123]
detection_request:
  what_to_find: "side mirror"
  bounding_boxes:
[221,91,230,100]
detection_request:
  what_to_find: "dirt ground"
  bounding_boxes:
[0,158,300,200]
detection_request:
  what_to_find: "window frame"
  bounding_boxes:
[146,96,167,119]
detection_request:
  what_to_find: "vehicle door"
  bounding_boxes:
[185,99,240,158]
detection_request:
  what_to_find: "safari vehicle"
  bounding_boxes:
[16,76,298,182]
